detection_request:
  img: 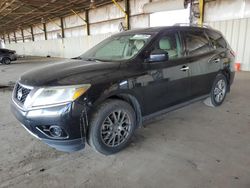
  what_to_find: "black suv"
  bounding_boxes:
[11,26,235,155]
[0,48,17,64]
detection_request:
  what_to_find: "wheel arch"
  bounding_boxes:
[89,91,143,129]
[106,93,143,128]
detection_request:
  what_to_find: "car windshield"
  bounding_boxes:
[79,34,152,61]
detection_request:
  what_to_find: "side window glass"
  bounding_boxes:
[151,32,182,61]
[206,30,227,49]
[185,31,211,56]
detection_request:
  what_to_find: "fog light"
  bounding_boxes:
[49,126,63,137]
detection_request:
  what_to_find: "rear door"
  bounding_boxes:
[181,28,219,98]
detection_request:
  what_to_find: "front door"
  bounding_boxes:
[139,30,191,115]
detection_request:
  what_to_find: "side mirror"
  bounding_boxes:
[148,49,169,62]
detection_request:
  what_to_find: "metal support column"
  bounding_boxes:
[60,17,65,38]
[13,31,17,43]
[3,34,6,44]
[125,0,130,30]
[85,10,90,35]
[8,33,10,44]
[21,29,25,42]
[30,26,34,41]
[198,0,204,25]
[43,23,47,40]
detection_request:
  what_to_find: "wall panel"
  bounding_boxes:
[208,18,250,71]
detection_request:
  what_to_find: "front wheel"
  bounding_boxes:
[210,74,228,106]
[87,99,136,155]
[2,57,11,64]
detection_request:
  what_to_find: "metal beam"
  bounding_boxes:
[34,24,44,33]
[71,9,87,22]
[111,0,129,30]
[71,9,89,35]
[0,0,15,13]
[48,17,61,28]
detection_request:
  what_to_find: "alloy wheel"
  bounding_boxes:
[3,58,11,64]
[100,110,131,147]
[214,79,226,103]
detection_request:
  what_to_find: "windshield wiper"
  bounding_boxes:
[84,58,107,62]
[71,57,98,61]
[71,56,82,60]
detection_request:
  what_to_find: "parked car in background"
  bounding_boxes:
[0,48,17,64]
[11,25,235,155]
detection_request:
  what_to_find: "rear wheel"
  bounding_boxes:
[210,74,228,106]
[88,99,136,155]
[2,57,11,64]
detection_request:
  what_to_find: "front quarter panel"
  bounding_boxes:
[78,63,147,116]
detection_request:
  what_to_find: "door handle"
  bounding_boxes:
[180,66,189,71]
[214,58,220,63]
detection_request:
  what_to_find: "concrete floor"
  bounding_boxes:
[0,58,250,188]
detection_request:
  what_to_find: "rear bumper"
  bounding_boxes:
[11,100,87,152]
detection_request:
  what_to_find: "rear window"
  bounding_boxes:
[206,30,227,49]
[184,30,211,56]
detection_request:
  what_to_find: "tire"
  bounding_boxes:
[88,99,136,155]
[2,57,11,64]
[210,74,228,106]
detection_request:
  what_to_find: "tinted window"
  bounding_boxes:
[206,30,227,49]
[151,32,182,60]
[184,30,211,56]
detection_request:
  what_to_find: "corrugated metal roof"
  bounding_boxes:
[0,0,113,34]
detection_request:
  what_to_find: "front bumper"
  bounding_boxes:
[11,101,86,152]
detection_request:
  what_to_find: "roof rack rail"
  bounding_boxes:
[173,23,212,28]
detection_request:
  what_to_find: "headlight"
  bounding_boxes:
[26,84,91,108]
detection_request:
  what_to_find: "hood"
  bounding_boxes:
[20,59,121,86]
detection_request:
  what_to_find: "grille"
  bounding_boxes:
[15,83,31,104]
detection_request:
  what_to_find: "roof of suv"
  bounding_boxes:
[114,25,220,36]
